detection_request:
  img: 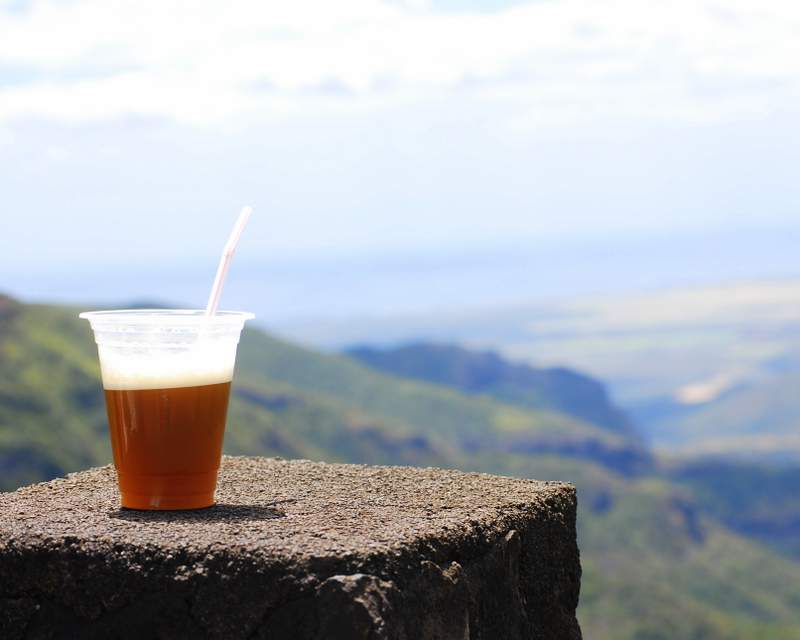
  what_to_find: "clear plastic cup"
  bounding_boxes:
[80,310,254,510]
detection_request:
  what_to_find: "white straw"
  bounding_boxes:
[205,206,253,316]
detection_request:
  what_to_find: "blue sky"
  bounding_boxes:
[1,0,799,309]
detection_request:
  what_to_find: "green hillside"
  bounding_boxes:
[0,295,644,487]
[235,328,650,475]
[0,296,452,487]
[1,296,800,640]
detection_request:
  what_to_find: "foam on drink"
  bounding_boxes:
[97,346,236,391]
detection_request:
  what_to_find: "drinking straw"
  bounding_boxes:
[205,206,253,316]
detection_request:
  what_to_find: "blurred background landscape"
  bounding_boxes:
[2,0,800,638]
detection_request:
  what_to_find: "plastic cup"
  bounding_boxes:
[80,310,254,510]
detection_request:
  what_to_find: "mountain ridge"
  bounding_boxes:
[347,342,639,439]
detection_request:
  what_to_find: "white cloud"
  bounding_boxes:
[0,0,798,127]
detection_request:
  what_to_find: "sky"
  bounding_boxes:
[1,0,800,315]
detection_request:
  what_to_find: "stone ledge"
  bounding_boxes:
[0,456,582,639]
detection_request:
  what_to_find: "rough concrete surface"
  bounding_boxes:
[0,456,582,639]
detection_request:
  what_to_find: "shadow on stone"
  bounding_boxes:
[109,501,291,523]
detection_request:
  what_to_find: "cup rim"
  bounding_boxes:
[79,309,255,324]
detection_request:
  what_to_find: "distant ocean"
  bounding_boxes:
[5,225,800,341]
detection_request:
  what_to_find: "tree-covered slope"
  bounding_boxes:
[668,458,800,560]
[234,325,651,475]
[0,296,450,487]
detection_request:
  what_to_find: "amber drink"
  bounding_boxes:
[80,310,253,510]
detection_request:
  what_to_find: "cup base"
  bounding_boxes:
[120,492,216,511]
[116,469,219,511]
